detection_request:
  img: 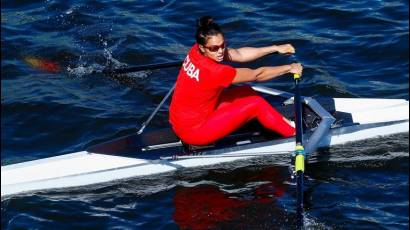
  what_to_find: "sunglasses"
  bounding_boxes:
[204,42,226,52]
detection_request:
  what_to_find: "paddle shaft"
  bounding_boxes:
[293,73,305,228]
[137,83,176,135]
[97,60,182,133]
[101,61,182,75]
[294,77,303,144]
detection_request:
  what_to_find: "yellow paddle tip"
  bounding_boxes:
[295,154,305,172]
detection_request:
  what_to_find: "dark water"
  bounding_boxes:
[1,0,409,229]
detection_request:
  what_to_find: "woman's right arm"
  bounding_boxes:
[226,44,295,63]
[232,63,303,84]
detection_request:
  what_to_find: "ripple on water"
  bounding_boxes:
[1,0,409,229]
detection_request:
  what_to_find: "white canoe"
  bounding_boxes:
[2,86,409,197]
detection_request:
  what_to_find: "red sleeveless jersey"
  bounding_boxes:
[169,44,236,133]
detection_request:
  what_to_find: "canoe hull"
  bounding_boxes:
[2,89,409,197]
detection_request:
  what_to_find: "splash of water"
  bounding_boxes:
[302,213,332,230]
[66,63,104,77]
[67,36,150,80]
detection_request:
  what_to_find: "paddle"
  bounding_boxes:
[293,72,306,228]
[23,56,182,76]
[22,56,182,134]
[99,60,182,75]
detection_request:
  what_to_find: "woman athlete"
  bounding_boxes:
[169,16,303,146]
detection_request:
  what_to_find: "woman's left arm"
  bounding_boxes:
[225,44,295,63]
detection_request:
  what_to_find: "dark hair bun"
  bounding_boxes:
[195,16,222,45]
[197,16,214,28]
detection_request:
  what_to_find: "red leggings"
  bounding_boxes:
[177,86,295,145]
